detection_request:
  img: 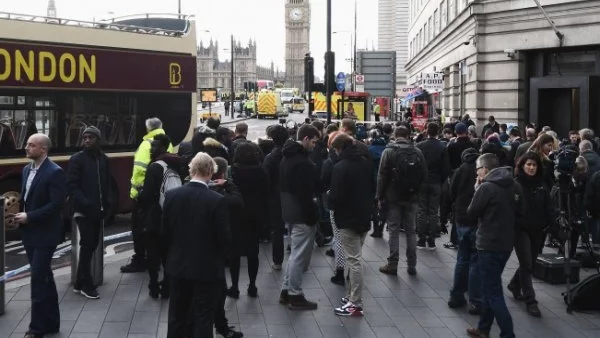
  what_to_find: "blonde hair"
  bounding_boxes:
[188,152,217,178]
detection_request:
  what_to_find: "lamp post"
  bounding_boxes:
[222,36,236,118]
[178,0,181,17]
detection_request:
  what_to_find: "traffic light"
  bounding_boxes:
[304,53,314,92]
[324,51,335,95]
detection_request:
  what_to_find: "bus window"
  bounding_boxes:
[416,104,425,116]
[0,96,55,154]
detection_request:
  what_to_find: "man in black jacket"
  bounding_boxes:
[466,154,522,338]
[279,124,321,310]
[68,126,112,300]
[328,134,373,317]
[139,134,182,299]
[447,123,475,171]
[447,148,481,314]
[377,126,427,276]
[416,123,450,249]
[162,152,230,338]
[481,115,500,138]
[263,125,289,270]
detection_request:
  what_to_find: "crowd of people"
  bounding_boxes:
[12,112,600,338]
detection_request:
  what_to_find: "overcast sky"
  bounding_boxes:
[1,0,378,78]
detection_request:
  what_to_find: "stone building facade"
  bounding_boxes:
[196,39,281,93]
[406,0,600,136]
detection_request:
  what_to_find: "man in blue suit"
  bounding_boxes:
[13,133,66,338]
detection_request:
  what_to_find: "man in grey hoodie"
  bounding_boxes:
[466,154,523,338]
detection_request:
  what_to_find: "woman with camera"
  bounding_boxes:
[507,152,553,317]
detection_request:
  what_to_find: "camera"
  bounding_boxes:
[553,139,579,176]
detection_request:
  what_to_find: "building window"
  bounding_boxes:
[434,10,439,35]
[424,23,428,44]
[429,16,433,40]
[449,0,455,21]
[441,1,447,28]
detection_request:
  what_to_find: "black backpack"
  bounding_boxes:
[564,273,600,312]
[388,145,425,200]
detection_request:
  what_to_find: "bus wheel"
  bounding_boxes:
[1,179,22,240]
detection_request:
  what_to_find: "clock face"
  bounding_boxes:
[289,8,303,21]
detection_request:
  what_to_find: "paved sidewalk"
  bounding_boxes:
[1,233,600,338]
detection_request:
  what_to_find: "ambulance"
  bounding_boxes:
[257,91,285,118]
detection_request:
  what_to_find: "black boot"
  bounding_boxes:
[148,271,160,299]
[160,278,170,299]
[330,269,345,286]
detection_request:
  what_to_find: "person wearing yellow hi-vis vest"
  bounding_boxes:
[121,117,173,273]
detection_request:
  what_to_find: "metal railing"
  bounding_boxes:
[0,12,193,37]
[0,197,5,315]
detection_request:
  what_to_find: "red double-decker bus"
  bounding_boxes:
[0,12,198,236]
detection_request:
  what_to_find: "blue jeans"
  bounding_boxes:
[282,223,317,295]
[478,250,514,338]
[449,225,481,306]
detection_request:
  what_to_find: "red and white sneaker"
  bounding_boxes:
[334,301,364,316]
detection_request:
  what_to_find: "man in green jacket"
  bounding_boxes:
[121,117,173,273]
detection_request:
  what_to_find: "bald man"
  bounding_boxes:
[13,133,66,338]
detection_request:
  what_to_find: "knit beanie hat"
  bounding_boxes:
[83,126,102,140]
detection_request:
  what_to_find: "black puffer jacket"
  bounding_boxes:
[447,136,476,170]
[416,137,450,185]
[450,148,479,227]
[280,140,319,225]
[139,153,182,232]
[263,146,284,224]
[515,172,553,233]
[230,164,269,246]
[203,138,231,163]
[468,167,525,252]
[210,180,244,254]
[67,149,112,221]
[328,145,373,234]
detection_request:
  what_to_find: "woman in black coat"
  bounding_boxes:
[507,151,553,317]
[228,142,269,298]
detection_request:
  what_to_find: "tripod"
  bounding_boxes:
[556,176,576,313]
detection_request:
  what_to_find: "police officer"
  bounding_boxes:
[121,117,172,273]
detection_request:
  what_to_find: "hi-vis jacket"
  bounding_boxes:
[129,128,173,200]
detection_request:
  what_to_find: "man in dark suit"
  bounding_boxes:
[13,133,66,338]
[162,152,230,338]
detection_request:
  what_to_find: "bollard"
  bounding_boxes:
[71,218,104,287]
[70,218,79,286]
[91,221,104,286]
[0,197,5,315]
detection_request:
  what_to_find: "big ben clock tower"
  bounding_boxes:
[285,0,310,92]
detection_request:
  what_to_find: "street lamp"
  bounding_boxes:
[221,35,235,117]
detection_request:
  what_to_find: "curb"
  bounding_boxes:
[219,116,254,125]
[5,249,135,291]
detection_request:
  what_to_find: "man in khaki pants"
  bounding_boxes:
[327,133,374,316]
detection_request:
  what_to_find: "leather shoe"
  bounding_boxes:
[466,328,489,338]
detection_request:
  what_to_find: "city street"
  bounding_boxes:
[4,215,134,281]
[197,102,310,141]
[3,104,309,282]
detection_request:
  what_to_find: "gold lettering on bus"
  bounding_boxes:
[0,48,9,81]
[79,54,96,84]
[59,53,76,83]
[0,47,96,84]
[39,51,56,82]
[15,50,34,81]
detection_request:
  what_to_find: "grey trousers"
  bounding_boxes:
[386,203,418,268]
[281,223,317,296]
